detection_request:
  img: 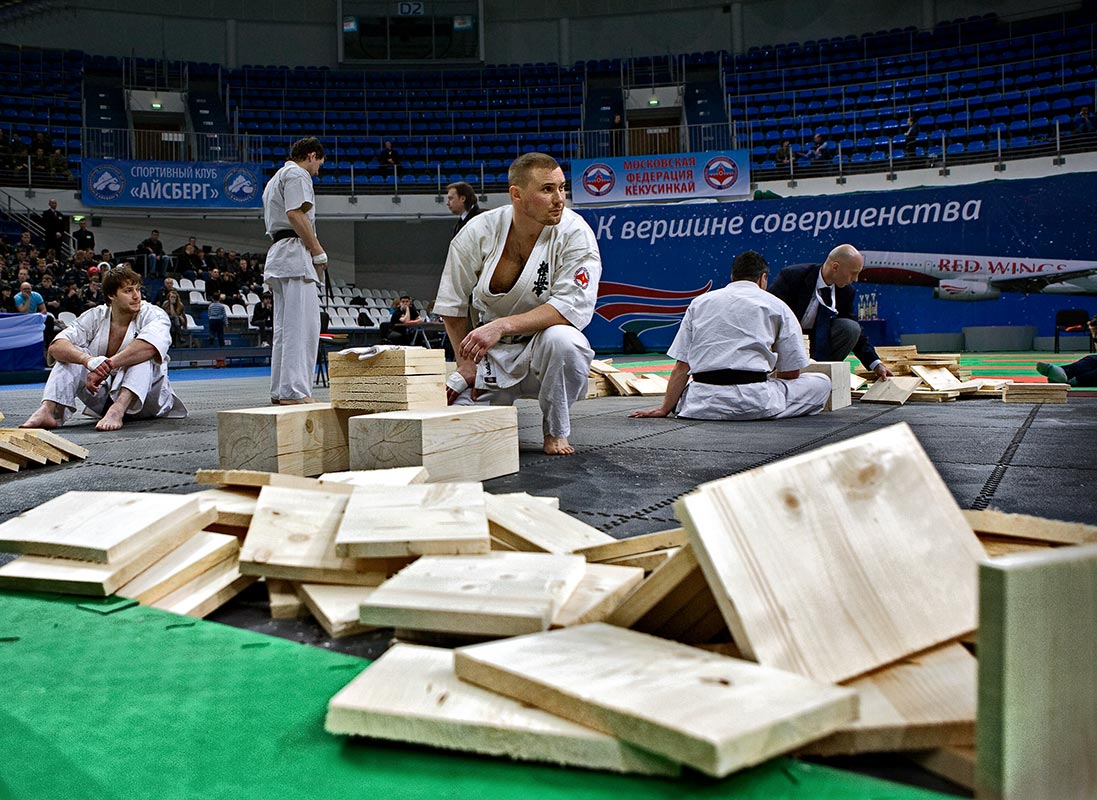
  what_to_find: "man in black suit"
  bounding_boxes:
[769,243,893,380]
[446,181,483,238]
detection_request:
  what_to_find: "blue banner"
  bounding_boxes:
[576,172,1097,352]
[82,159,263,209]
[0,312,45,371]
[571,150,751,206]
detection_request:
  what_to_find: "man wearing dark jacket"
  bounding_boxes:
[446,181,483,238]
[768,243,893,380]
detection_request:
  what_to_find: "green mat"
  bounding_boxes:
[0,591,951,800]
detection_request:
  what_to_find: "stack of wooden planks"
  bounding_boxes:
[0,428,88,472]
[323,420,1091,780]
[0,492,254,617]
[1002,382,1070,404]
[587,359,668,398]
[328,347,448,412]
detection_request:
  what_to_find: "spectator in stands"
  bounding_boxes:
[49,149,71,179]
[207,293,228,347]
[153,276,177,306]
[137,229,167,277]
[1036,317,1097,387]
[99,248,114,267]
[161,288,187,348]
[0,283,15,312]
[20,264,186,432]
[251,292,274,346]
[60,281,83,315]
[903,116,920,157]
[84,268,106,309]
[174,236,198,257]
[387,294,424,344]
[378,140,400,170]
[72,218,94,253]
[775,140,794,165]
[37,273,61,314]
[205,267,227,300]
[31,131,50,153]
[805,134,830,161]
[211,247,228,270]
[177,242,202,277]
[31,148,49,176]
[1075,106,1095,136]
[41,198,66,257]
[15,281,45,313]
[9,135,28,176]
[446,181,483,238]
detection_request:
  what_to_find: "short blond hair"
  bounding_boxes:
[508,152,560,189]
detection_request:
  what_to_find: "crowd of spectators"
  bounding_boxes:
[0,129,74,183]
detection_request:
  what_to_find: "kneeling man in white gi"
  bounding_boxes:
[630,250,830,421]
[21,265,186,431]
[434,152,601,455]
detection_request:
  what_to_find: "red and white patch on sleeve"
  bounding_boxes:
[573,266,590,289]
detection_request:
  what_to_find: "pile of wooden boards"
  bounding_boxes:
[328,347,448,412]
[587,359,668,398]
[0,492,255,617]
[0,428,88,472]
[325,421,1096,780]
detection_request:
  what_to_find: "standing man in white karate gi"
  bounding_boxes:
[262,136,327,404]
[434,152,602,455]
[20,265,186,431]
[630,250,830,421]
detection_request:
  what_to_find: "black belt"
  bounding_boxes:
[692,369,769,385]
[271,229,299,242]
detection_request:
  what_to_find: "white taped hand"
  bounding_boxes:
[86,355,109,372]
[337,344,413,361]
[445,371,468,394]
[312,252,328,265]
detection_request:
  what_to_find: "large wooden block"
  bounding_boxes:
[349,406,518,482]
[328,347,446,377]
[217,403,354,476]
[803,361,852,411]
[330,374,448,412]
[325,644,679,776]
[359,552,587,637]
[976,544,1097,800]
[453,623,858,778]
[676,422,985,684]
[239,486,411,585]
[0,492,205,563]
[333,482,491,558]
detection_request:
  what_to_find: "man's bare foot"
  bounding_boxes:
[20,402,61,429]
[277,397,314,405]
[544,435,575,456]
[95,403,127,431]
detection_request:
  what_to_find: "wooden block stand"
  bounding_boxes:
[217,403,355,476]
[349,406,519,482]
[328,349,448,412]
[803,361,852,411]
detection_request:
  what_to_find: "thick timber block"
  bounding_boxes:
[217,403,355,476]
[803,361,852,411]
[349,406,518,482]
[328,347,446,378]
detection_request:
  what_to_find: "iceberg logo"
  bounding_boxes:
[87,165,124,202]
[224,168,258,204]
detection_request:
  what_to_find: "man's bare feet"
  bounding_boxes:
[20,402,61,429]
[95,402,127,431]
[543,435,575,456]
[277,397,314,405]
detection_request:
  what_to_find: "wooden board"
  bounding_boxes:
[908,389,959,403]
[574,528,688,562]
[20,428,88,459]
[603,371,637,396]
[803,361,852,411]
[803,643,976,756]
[859,375,923,405]
[0,435,47,464]
[193,487,259,528]
[334,482,490,558]
[551,563,645,628]
[328,347,446,377]
[0,492,206,564]
[1002,383,1069,404]
[909,746,976,791]
[976,544,1097,800]
[0,429,66,463]
[195,468,325,490]
[600,549,675,572]
[318,467,430,486]
[453,623,858,778]
[324,644,679,776]
[150,557,257,618]
[910,365,964,391]
[117,532,239,605]
[239,486,411,585]
[676,422,985,684]
[484,493,616,553]
[359,552,587,637]
[962,509,1097,546]
[297,583,381,638]
[349,406,518,482]
[0,506,217,596]
[588,359,619,375]
[627,374,668,396]
[266,578,308,619]
[217,403,354,476]
[605,543,703,628]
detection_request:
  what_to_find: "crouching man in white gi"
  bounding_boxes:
[21,265,187,431]
[434,152,602,455]
[630,250,830,421]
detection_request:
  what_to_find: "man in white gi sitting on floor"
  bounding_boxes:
[21,265,186,431]
[629,250,830,421]
[434,152,602,455]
